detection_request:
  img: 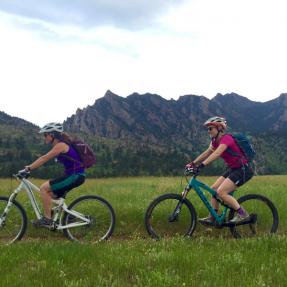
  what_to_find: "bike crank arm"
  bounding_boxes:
[222,214,257,227]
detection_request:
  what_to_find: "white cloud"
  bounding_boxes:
[0,0,287,126]
[0,0,185,29]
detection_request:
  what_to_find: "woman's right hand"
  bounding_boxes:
[185,162,195,169]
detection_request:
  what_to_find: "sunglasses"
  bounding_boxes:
[207,127,215,131]
[44,133,49,138]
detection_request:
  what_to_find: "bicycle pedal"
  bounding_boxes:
[222,221,236,227]
[31,219,55,229]
[49,222,58,231]
[249,213,257,223]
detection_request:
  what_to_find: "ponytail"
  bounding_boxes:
[52,131,73,145]
[59,132,73,145]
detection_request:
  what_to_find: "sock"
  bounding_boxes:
[237,207,245,216]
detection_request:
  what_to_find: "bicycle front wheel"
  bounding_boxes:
[145,193,197,239]
[0,196,27,244]
[228,194,279,238]
[62,195,115,243]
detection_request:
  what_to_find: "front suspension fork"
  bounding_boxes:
[0,191,19,226]
[169,187,190,222]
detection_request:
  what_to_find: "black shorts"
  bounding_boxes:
[222,164,254,187]
[49,174,85,198]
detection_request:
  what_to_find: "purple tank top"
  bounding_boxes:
[57,145,85,175]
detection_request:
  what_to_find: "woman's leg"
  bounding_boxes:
[210,176,226,210]
[216,178,240,210]
[39,181,53,219]
[199,176,226,223]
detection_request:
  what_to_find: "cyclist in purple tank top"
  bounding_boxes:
[22,122,86,227]
[185,116,254,224]
[57,145,85,175]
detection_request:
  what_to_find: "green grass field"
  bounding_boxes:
[0,175,287,286]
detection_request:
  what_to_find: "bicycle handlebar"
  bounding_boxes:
[184,167,199,176]
[14,170,31,179]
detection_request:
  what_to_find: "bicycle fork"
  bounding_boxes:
[0,188,20,226]
[169,187,190,222]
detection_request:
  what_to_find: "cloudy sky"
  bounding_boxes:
[0,0,286,126]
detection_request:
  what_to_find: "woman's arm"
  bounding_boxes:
[202,144,228,166]
[26,142,68,171]
[193,143,214,165]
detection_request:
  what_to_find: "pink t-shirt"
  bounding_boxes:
[212,134,247,168]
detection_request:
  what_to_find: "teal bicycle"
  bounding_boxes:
[145,168,279,239]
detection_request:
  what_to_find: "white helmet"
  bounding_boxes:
[39,122,63,134]
[204,116,227,130]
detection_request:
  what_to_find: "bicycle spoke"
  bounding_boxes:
[63,195,115,243]
[145,194,197,239]
[0,197,27,244]
[229,194,278,238]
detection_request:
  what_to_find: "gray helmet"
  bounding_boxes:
[39,122,63,134]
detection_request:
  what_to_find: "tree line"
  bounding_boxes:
[0,132,287,178]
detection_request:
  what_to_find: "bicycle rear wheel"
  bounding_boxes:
[228,194,279,238]
[62,195,115,243]
[0,196,27,244]
[145,193,197,239]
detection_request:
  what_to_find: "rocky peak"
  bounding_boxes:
[64,91,287,144]
[212,92,257,107]
[104,89,119,99]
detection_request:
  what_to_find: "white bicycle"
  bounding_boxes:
[0,171,116,244]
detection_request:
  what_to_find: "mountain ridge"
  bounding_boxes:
[1,91,287,176]
[65,90,287,140]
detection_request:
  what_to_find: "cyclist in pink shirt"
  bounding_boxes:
[186,116,254,224]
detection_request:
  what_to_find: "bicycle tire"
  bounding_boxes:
[228,194,279,238]
[145,193,197,239]
[0,196,27,244]
[62,195,116,243]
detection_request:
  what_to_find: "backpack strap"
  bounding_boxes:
[59,153,84,166]
[224,134,248,164]
[226,147,241,157]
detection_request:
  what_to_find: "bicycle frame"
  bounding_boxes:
[145,172,279,239]
[184,175,234,224]
[2,176,90,230]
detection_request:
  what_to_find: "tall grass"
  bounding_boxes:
[1,237,287,286]
[0,175,286,286]
[0,175,286,239]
